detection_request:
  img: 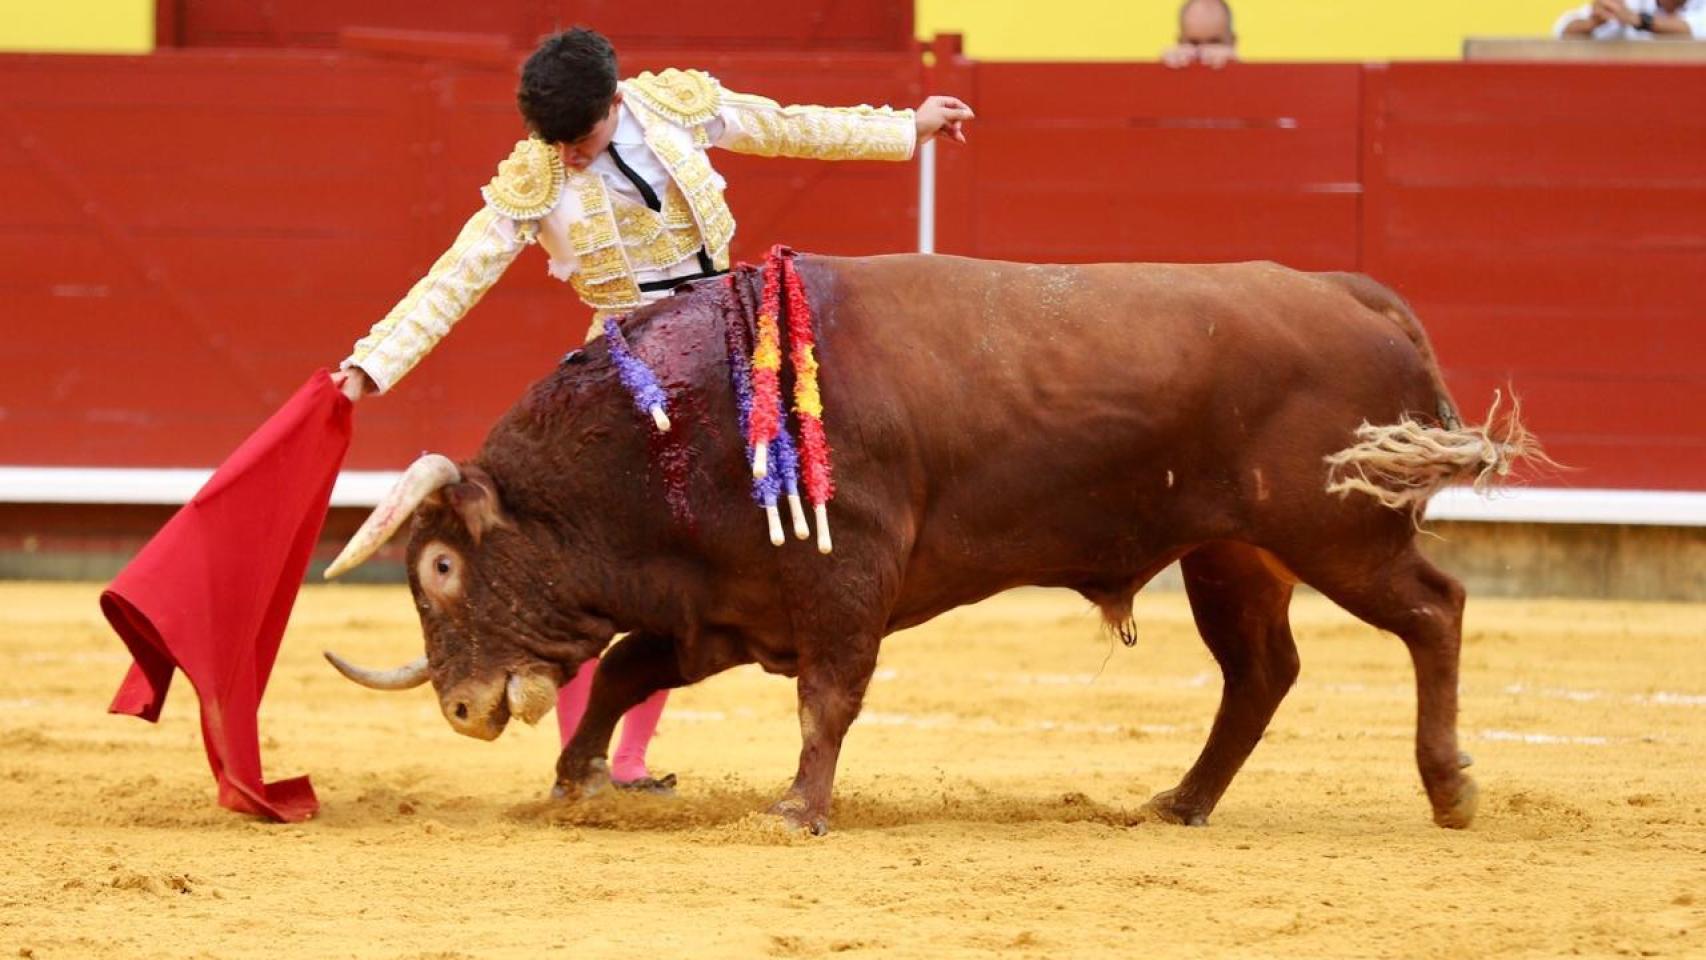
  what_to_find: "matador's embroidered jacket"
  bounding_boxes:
[344,68,916,393]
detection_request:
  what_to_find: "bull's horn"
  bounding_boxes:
[323,453,462,579]
[323,651,430,690]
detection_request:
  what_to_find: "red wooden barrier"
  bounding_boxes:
[0,50,921,470]
[2,51,1703,492]
[930,59,1364,270]
[1362,63,1706,491]
[156,0,914,53]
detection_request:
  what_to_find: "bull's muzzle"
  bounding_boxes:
[324,649,559,740]
[437,673,556,741]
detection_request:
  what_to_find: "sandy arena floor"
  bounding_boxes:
[2,581,1703,959]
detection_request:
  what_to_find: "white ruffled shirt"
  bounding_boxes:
[541,101,726,289]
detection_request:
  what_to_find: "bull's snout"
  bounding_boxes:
[439,680,509,741]
[437,672,558,740]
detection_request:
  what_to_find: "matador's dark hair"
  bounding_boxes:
[517,27,619,144]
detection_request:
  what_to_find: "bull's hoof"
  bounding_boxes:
[785,813,829,837]
[1144,788,1209,827]
[612,773,678,796]
[550,757,611,801]
[1431,775,1479,830]
[768,796,830,837]
[1458,750,1474,770]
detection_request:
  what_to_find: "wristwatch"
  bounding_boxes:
[1637,11,1656,30]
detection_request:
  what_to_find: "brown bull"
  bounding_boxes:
[325,253,1539,835]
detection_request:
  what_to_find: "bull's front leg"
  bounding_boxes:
[771,635,881,836]
[554,631,684,798]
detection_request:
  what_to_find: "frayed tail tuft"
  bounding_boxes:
[1324,390,1555,511]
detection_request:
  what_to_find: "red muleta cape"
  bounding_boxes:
[102,370,352,822]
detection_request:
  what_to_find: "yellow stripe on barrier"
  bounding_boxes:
[917,0,1573,62]
[0,0,154,54]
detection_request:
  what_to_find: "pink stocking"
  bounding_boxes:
[556,659,668,784]
[555,658,597,746]
[610,688,668,783]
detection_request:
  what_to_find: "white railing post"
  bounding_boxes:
[917,137,936,254]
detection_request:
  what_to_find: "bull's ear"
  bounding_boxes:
[443,473,511,545]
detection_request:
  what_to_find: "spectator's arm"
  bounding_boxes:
[1651,10,1700,35]
[1554,4,1606,37]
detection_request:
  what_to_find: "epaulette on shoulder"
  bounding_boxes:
[481,138,565,221]
[625,68,723,128]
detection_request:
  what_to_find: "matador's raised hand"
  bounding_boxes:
[915,95,975,145]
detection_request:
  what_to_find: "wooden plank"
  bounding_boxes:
[0,169,415,231]
[173,0,913,52]
[0,52,420,108]
[970,126,1359,186]
[1381,185,1706,251]
[1374,248,1706,314]
[1464,38,1706,63]
[1383,120,1706,185]
[1379,62,1706,122]
[966,190,1359,267]
[1420,305,1706,381]
[1442,373,1701,443]
[971,63,1363,125]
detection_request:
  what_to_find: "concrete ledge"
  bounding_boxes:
[1419,521,1705,602]
[3,468,1700,526]
[0,474,1700,600]
[0,467,400,508]
[1424,487,1706,526]
[1464,37,1706,62]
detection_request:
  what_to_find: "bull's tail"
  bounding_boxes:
[1324,390,1549,511]
[1322,272,1464,430]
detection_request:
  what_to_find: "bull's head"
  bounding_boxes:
[321,454,613,740]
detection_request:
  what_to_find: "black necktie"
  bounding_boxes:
[607,142,717,277]
[606,143,662,212]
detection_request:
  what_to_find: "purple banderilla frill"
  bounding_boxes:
[602,316,670,432]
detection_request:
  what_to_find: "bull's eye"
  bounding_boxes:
[416,541,466,605]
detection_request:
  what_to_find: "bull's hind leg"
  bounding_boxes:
[1299,542,1476,829]
[772,633,882,836]
[1147,541,1300,826]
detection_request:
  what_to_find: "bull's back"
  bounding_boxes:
[806,254,1438,618]
[815,254,1426,470]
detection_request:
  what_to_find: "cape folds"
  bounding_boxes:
[102,370,352,822]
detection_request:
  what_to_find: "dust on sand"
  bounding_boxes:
[2,582,1703,959]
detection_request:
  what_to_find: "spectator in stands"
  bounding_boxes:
[1556,0,1706,38]
[1163,0,1239,68]
[329,27,972,796]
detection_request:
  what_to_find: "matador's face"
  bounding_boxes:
[554,92,624,171]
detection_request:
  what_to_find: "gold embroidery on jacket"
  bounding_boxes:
[646,132,734,255]
[719,91,915,162]
[565,173,644,311]
[481,139,565,220]
[625,69,722,128]
[349,208,520,389]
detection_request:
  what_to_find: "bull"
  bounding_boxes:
[323,253,1539,835]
